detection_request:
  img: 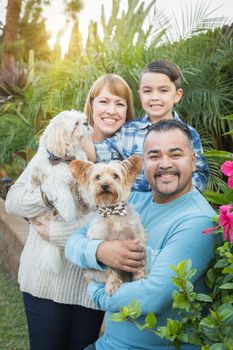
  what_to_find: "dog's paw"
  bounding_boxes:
[56,200,77,222]
[133,267,147,281]
[105,277,122,296]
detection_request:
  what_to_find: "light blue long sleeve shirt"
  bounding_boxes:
[65,188,216,350]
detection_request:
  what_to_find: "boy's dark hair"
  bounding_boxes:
[140,60,182,90]
[144,119,193,150]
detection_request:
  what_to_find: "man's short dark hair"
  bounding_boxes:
[140,60,182,90]
[144,119,194,150]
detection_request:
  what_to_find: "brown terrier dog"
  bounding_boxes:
[70,154,147,295]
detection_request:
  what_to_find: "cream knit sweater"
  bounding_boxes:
[5,163,97,308]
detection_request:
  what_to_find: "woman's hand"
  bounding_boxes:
[96,239,146,273]
[31,216,50,241]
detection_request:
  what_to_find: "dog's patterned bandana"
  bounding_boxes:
[97,202,127,217]
[47,150,76,166]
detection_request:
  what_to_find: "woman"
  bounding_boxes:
[5,74,136,350]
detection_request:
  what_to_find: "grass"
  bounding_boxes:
[0,264,28,350]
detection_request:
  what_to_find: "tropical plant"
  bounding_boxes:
[0,0,232,190]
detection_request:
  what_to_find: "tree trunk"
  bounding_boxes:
[1,0,22,81]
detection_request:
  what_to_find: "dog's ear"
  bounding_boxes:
[42,122,67,157]
[70,160,93,186]
[122,154,142,183]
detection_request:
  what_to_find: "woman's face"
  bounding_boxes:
[92,85,128,141]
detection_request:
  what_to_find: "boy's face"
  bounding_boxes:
[138,72,183,122]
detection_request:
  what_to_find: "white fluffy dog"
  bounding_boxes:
[71,154,147,295]
[28,110,92,273]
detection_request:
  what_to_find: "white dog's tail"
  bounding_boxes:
[38,240,63,274]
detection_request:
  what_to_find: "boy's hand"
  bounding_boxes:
[96,239,146,273]
[82,137,97,162]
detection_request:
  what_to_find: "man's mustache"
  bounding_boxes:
[154,171,179,178]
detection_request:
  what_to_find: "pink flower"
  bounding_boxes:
[219,205,233,242]
[221,160,233,189]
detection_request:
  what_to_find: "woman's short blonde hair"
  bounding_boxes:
[84,74,134,126]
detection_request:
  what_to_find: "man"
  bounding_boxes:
[65,119,216,350]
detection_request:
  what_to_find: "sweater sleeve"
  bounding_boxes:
[87,215,215,314]
[5,162,48,218]
[48,220,84,247]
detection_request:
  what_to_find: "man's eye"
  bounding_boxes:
[172,154,181,158]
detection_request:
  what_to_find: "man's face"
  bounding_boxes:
[144,129,196,203]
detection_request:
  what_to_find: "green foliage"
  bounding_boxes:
[0,0,232,185]
[0,264,28,350]
[111,253,233,349]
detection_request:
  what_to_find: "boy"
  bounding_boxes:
[85,60,209,192]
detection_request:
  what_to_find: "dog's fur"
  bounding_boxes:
[71,154,147,295]
[28,110,93,274]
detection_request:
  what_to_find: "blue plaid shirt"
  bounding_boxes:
[95,112,209,192]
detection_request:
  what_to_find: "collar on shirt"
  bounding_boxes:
[138,111,182,131]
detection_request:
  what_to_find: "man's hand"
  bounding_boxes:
[31,216,50,241]
[96,239,146,273]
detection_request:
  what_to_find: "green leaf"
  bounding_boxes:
[145,311,157,328]
[218,304,233,324]
[219,283,233,290]
[196,293,213,302]
[214,260,228,268]
[127,299,142,319]
[204,150,233,160]
[121,306,128,317]
[210,344,230,350]
[172,292,190,311]
[155,326,168,339]
[222,266,233,275]
[203,191,230,205]
[109,312,127,322]
[188,333,202,345]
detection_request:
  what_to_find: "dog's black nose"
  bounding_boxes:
[83,122,88,127]
[101,183,109,191]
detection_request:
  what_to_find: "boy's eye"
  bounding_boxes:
[142,89,151,93]
[161,89,169,93]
